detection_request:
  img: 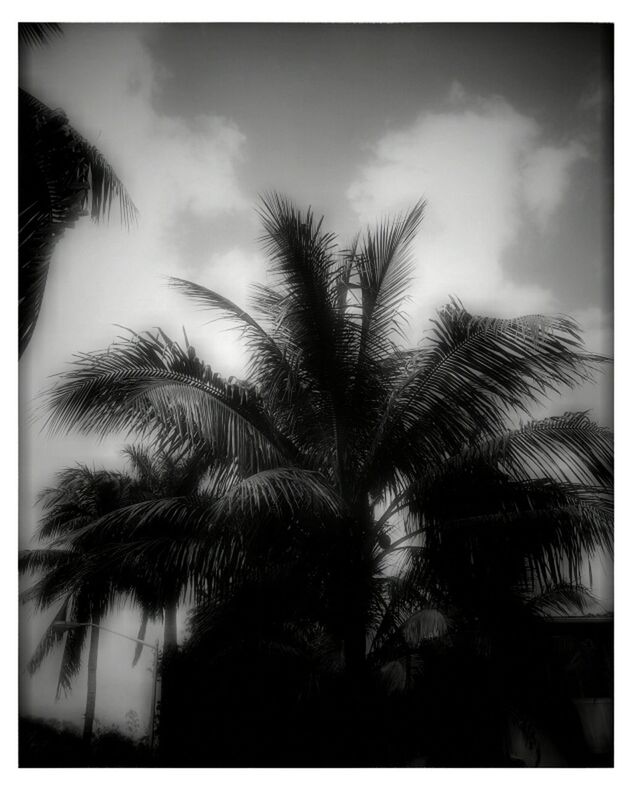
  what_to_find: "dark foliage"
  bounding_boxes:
[31,196,613,766]
[19,717,154,768]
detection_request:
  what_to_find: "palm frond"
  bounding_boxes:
[132,610,150,667]
[256,193,351,458]
[19,23,62,47]
[43,328,296,473]
[387,412,613,531]
[122,445,159,490]
[56,609,90,697]
[527,583,597,617]
[402,608,450,647]
[354,200,425,347]
[169,277,273,343]
[400,469,612,608]
[366,302,606,486]
[19,89,137,356]
[211,467,342,522]
[19,548,75,577]
[26,598,70,676]
[170,276,314,422]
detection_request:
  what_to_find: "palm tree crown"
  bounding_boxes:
[42,195,613,673]
[20,466,136,695]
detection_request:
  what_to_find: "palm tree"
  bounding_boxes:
[115,442,221,756]
[36,437,329,761]
[120,443,217,657]
[368,457,612,764]
[19,23,137,357]
[20,466,136,745]
[20,440,243,755]
[42,195,613,689]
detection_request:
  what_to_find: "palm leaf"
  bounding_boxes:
[354,200,425,348]
[43,328,297,473]
[366,302,606,486]
[132,610,150,667]
[19,23,62,47]
[26,597,70,676]
[19,89,137,356]
[526,583,596,617]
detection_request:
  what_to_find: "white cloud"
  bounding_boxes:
[522,141,587,228]
[20,28,255,539]
[182,247,268,378]
[23,26,247,224]
[21,26,252,386]
[20,26,257,729]
[348,84,587,339]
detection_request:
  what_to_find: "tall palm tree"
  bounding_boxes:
[19,23,137,357]
[116,441,220,756]
[42,195,613,684]
[20,466,136,745]
[21,440,244,753]
[120,443,217,656]
[43,439,340,764]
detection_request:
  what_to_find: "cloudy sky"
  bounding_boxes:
[19,23,613,730]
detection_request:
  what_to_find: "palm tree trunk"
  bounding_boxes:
[342,505,371,680]
[82,623,99,746]
[163,600,177,654]
[159,599,178,763]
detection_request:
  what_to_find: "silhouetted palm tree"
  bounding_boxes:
[42,196,613,689]
[120,443,215,655]
[20,466,136,744]
[19,22,137,356]
[369,458,612,764]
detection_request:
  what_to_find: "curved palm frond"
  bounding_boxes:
[256,193,354,473]
[398,468,612,613]
[43,328,297,473]
[353,200,425,350]
[19,23,63,47]
[25,597,70,676]
[526,583,597,617]
[169,277,315,430]
[19,88,137,356]
[365,301,607,487]
[210,467,342,522]
[379,411,613,535]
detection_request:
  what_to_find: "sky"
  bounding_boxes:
[18,23,613,732]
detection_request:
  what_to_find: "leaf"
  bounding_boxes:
[19,89,137,356]
[42,328,296,473]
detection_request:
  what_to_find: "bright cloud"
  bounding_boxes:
[23,26,247,224]
[20,26,256,728]
[22,25,251,384]
[348,84,588,339]
[180,247,268,378]
[522,141,588,228]
[21,25,253,517]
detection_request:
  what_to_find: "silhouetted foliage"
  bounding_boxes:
[19,23,137,356]
[19,716,154,767]
[33,196,613,766]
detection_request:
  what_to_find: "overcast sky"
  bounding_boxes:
[19,23,613,731]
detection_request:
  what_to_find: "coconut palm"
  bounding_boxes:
[19,22,137,357]
[119,443,217,657]
[42,195,613,685]
[20,466,137,745]
[368,457,612,764]
[20,437,244,751]
[50,442,340,765]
